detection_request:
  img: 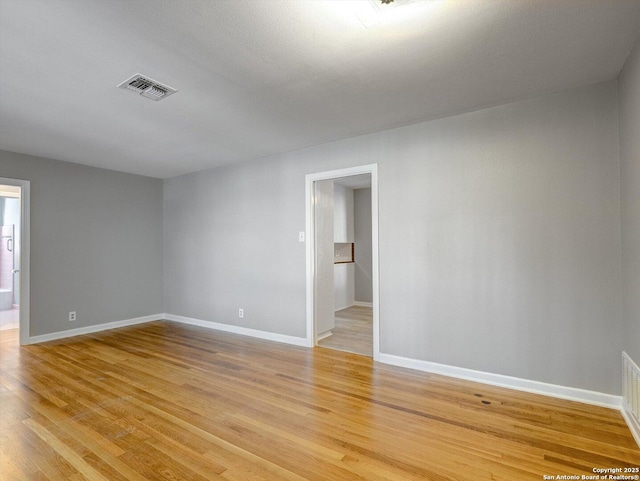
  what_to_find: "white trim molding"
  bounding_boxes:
[335,302,372,311]
[378,353,622,410]
[26,314,163,344]
[165,314,308,347]
[353,301,373,307]
[316,330,332,341]
[305,164,380,359]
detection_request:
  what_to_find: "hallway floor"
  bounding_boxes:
[317,305,372,357]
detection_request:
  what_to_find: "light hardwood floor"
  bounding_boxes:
[317,305,372,357]
[0,322,638,480]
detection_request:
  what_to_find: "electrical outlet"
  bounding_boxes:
[69,311,77,322]
[238,308,244,318]
[299,232,305,242]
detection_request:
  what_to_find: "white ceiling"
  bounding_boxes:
[1,0,639,179]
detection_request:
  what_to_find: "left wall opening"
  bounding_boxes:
[0,184,20,334]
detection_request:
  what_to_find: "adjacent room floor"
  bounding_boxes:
[317,305,372,357]
[0,322,637,481]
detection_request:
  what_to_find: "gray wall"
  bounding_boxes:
[164,81,622,395]
[163,158,309,337]
[619,36,640,365]
[382,83,621,395]
[0,150,163,336]
[354,188,372,303]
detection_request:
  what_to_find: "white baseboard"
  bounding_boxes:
[26,314,163,344]
[335,303,354,312]
[335,301,372,311]
[378,353,622,410]
[164,313,309,347]
[316,330,332,341]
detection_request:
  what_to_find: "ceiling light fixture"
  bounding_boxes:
[348,0,421,28]
[117,74,177,102]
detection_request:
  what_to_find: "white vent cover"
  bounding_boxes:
[117,74,177,101]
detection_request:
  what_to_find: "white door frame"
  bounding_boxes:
[305,164,380,360]
[0,177,31,345]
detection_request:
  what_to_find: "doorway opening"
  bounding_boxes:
[305,165,379,360]
[0,185,20,333]
[0,178,30,345]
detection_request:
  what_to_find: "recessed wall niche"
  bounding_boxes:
[334,242,354,264]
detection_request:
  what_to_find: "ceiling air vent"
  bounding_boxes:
[117,74,177,101]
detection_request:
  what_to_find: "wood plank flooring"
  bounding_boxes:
[317,305,372,357]
[1,322,638,480]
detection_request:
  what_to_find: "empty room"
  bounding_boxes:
[1,1,640,480]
